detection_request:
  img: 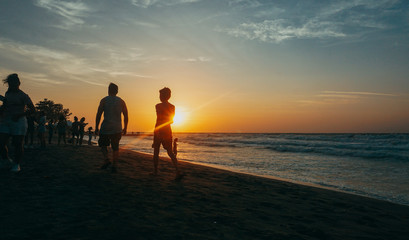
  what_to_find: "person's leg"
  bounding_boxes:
[152,146,160,175]
[98,135,111,169]
[166,148,183,178]
[41,133,46,148]
[110,134,122,173]
[163,134,184,179]
[152,133,161,175]
[101,146,108,160]
[79,132,83,145]
[111,149,118,173]
[29,130,34,146]
[25,133,28,146]
[0,133,10,160]
[11,135,24,164]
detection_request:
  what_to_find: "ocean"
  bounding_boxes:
[120,133,409,206]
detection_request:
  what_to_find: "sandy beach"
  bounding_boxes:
[1,143,408,240]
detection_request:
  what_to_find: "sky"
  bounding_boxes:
[0,0,408,133]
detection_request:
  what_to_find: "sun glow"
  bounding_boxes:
[173,107,189,126]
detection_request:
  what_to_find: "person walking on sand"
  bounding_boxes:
[71,116,79,145]
[87,127,93,145]
[25,114,35,148]
[152,87,184,180]
[37,111,46,148]
[57,115,67,145]
[47,119,54,144]
[95,83,128,173]
[0,73,36,172]
[78,117,87,146]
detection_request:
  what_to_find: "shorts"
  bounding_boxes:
[0,116,28,136]
[152,128,172,150]
[98,133,122,151]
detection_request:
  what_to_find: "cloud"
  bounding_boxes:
[132,20,160,28]
[321,91,398,97]
[228,0,261,8]
[35,0,91,28]
[221,0,400,43]
[0,38,152,87]
[20,73,66,85]
[223,19,345,43]
[186,56,212,62]
[296,90,398,106]
[131,0,200,8]
[89,68,154,79]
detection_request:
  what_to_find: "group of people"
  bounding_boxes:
[0,73,184,180]
[95,83,184,179]
[23,111,91,148]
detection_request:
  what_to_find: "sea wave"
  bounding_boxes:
[180,133,409,161]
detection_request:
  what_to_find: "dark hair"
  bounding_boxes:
[109,83,118,95]
[3,73,20,85]
[159,87,171,102]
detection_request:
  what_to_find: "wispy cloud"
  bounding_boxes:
[11,72,66,86]
[132,20,160,28]
[221,0,400,43]
[0,38,152,86]
[297,90,399,106]
[321,91,398,97]
[89,68,154,79]
[228,0,261,8]
[185,56,212,62]
[131,0,200,8]
[223,19,345,43]
[35,0,91,28]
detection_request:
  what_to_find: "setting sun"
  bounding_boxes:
[173,107,189,126]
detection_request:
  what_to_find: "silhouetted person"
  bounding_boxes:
[78,117,88,146]
[0,73,35,172]
[71,116,79,145]
[87,127,93,145]
[57,115,67,145]
[47,119,54,144]
[37,111,46,148]
[25,114,35,148]
[152,87,184,180]
[95,83,128,173]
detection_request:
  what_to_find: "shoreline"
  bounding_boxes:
[1,144,409,239]
[121,145,409,207]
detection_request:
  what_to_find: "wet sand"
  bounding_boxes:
[1,144,408,239]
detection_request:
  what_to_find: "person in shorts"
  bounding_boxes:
[95,83,128,173]
[71,116,79,145]
[0,73,36,172]
[152,87,184,180]
[57,115,67,145]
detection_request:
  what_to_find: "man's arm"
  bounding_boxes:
[122,100,128,135]
[95,99,104,135]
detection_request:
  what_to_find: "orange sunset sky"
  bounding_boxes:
[1,0,408,133]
